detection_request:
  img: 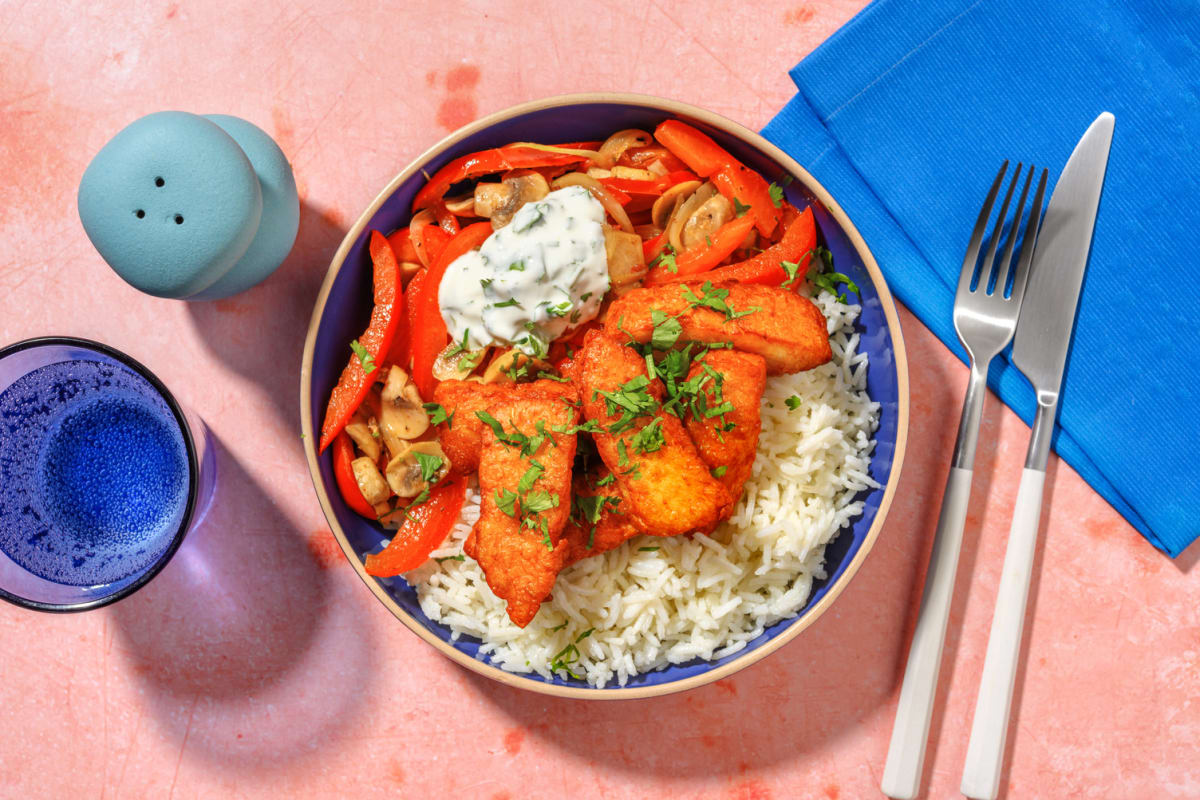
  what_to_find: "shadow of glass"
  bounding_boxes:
[110,435,376,770]
[184,198,347,447]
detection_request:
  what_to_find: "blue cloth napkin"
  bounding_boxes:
[763,0,1200,556]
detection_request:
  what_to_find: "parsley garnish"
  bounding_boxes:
[595,472,616,487]
[480,277,493,289]
[650,309,682,350]
[551,419,603,435]
[806,246,860,303]
[767,182,785,208]
[349,340,376,375]
[537,371,570,383]
[422,402,454,428]
[630,417,665,454]
[781,259,802,288]
[494,297,522,309]
[413,452,444,483]
[495,488,519,516]
[509,260,526,271]
[638,546,660,552]
[681,282,760,321]
[711,466,727,478]
[785,395,803,410]
[651,243,678,274]
[517,460,545,494]
[435,554,466,563]
[733,197,752,217]
[549,620,569,632]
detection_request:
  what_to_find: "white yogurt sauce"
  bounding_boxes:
[438,185,610,357]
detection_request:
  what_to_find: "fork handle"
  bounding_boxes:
[881,464,974,799]
[960,466,1047,800]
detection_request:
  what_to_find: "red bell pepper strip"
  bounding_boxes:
[421,225,452,267]
[385,277,413,367]
[364,475,469,577]
[318,231,403,452]
[409,221,494,400]
[656,170,700,191]
[653,207,817,287]
[433,202,460,235]
[332,431,377,519]
[711,163,780,238]
[387,228,420,263]
[599,177,662,199]
[413,145,588,211]
[653,120,737,178]
[596,181,633,206]
[645,214,756,284]
[642,231,667,263]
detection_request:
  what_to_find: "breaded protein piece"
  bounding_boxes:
[575,330,732,536]
[683,349,766,499]
[432,379,577,473]
[605,283,831,374]
[561,464,638,566]
[463,396,578,627]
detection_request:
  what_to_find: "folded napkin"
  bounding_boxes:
[764,0,1200,556]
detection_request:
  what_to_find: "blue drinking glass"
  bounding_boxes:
[0,337,215,611]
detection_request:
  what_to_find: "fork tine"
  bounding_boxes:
[958,161,1009,295]
[1008,168,1049,304]
[994,165,1034,297]
[978,162,1021,293]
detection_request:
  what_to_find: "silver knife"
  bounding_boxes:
[960,111,1115,800]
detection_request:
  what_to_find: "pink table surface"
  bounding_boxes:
[2,2,1198,798]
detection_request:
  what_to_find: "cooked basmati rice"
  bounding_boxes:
[400,289,880,687]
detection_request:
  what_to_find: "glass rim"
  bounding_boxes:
[0,335,201,613]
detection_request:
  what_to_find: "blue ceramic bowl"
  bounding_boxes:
[302,94,909,699]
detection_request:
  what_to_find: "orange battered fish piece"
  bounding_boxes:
[463,395,578,628]
[561,464,638,566]
[605,283,832,375]
[575,331,732,537]
[432,379,577,473]
[683,349,766,500]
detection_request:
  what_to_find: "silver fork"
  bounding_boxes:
[881,162,1047,800]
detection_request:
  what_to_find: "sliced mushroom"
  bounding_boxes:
[604,228,647,287]
[473,170,550,229]
[667,182,718,253]
[481,348,546,384]
[651,180,702,230]
[351,457,391,506]
[443,192,475,216]
[432,342,487,381]
[681,194,734,249]
[610,166,656,182]
[379,365,429,456]
[385,441,450,498]
[597,129,653,169]
[344,411,381,462]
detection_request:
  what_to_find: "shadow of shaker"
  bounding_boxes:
[109,433,376,770]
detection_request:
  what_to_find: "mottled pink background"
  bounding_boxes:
[1,1,1197,798]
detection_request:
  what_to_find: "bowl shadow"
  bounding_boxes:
[109,435,376,770]
[184,197,346,446]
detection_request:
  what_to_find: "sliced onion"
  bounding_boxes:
[409,208,436,268]
[552,172,635,233]
[510,142,605,163]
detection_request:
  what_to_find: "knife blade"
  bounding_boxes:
[960,111,1114,800]
[1012,112,1114,409]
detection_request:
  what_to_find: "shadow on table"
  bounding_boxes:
[110,435,376,769]
[184,197,347,445]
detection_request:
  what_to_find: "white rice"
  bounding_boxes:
[395,289,880,687]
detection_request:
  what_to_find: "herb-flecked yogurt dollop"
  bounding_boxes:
[438,185,610,358]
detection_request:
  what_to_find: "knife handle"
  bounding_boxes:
[882,465,974,799]
[961,466,1047,800]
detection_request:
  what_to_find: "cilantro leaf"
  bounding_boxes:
[493,297,522,309]
[423,402,454,428]
[785,395,803,410]
[517,460,545,494]
[767,182,785,208]
[638,546,660,552]
[537,371,570,383]
[495,488,519,517]
[413,451,444,483]
[522,490,558,515]
[630,417,665,454]
[733,197,752,217]
[509,260,526,271]
[651,243,678,274]
[650,309,682,350]
[711,466,727,478]
[515,203,546,232]
[435,554,466,563]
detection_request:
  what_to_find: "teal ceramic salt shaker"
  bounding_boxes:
[77,111,299,300]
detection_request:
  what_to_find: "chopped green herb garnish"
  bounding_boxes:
[349,340,376,375]
[638,546,660,552]
[595,472,616,487]
[495,488,519,517]
[515,203,546,232]
[711,466,727,478]
[649,309,682,350]
[549,620,569,632]
[537,371,570,383]
[651,243,678,274]
[435,554,466,563]
[785,395,803,410]
[805,246,859,302]
[552,419,603,435]
[517,460,545,494]
[413,451,444,483]
[509,260,526,271]
[781,259,802,288]
[522,490,558,515]
[733,197,752,217]
[681,281,760,321]
[576,627,595,642]
[546,300,573,318]
[422,402,454,427]
[767,182,785,208]
[630,417,665,454]
[494,297,522,309]
[480,277,493,289]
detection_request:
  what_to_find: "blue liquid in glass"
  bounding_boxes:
[0,359,189,586]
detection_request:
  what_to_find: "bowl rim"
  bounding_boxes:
[301,92,909,699]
